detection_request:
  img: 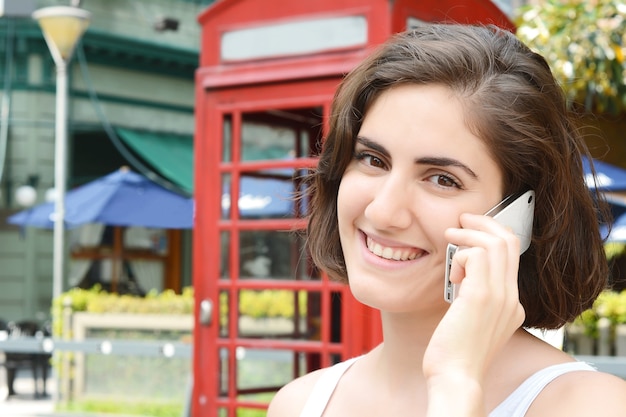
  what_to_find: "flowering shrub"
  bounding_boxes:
[51,285,193,337]
[572,289,626,338]
[52,285,308,336]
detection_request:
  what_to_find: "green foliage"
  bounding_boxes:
[572,289,626,337]
[595,289,626,325]
[238,290,308,319]
[237,409,267,417]
[516,0,626,114]
[235,394,275,417]
[51,285,193,337]
[52,286,308,338]
[57,398,183,417]
[605,242,626,260]
[572,307,600,338]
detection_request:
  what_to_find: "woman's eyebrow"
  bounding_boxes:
[355,136,390,158]
[356,136,478,179]
[416,156,478,179]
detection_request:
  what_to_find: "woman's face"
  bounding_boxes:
[337,84,504,314]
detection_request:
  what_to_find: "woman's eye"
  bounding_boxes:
[428,174,460,188]
[355,152,386,169]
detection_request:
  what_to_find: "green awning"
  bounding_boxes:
[115,127,194,194]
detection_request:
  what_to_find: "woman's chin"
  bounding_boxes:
[347,273,448,315]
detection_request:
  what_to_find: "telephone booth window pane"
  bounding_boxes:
[219,290,229,337]
[221,173,232,220]
[299,129,311,158]
[223,114,232,163]
[242,118,296,161]
[239,231,310,280]
[241,108,323,161]
[219,231,231,280]
[236,348,307,400]
[237,172,295,220]
[238,290,320,339]
[219,347,229,396]
[224,170,303,220]
[330,291,342,343]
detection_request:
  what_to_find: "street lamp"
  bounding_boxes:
[32,6,91,301]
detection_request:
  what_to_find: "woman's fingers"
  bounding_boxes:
[445,213,521,291]
[447,213,525,326]
[425,213,526,381]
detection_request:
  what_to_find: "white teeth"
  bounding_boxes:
[370,241,383,257]
[366,237,421,261]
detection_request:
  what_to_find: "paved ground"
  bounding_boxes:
[0,368,188,417]
[0,368,56,417]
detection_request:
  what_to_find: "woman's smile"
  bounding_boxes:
[365,234,425,261]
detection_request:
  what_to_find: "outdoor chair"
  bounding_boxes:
[1,320,51,398]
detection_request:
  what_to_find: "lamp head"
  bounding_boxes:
[32,6,91,65]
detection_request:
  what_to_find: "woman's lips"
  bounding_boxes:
[366,235,425,261]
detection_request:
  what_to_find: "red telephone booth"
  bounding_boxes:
[193,1,513,415]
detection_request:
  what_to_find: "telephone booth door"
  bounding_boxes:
[193,79,380,416]
[193,1,514,416]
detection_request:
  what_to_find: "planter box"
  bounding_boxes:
[616,324,626,356]
[566,320,626,357]
[66,313,193,402]
[565,324,595,355]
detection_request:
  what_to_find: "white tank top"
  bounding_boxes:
[299,358,596,417]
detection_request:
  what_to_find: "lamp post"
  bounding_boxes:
[32,6,90,301]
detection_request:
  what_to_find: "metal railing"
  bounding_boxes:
[0,335,193,417]
[0,336,192,358]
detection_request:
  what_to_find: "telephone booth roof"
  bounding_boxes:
[197,0,514,75]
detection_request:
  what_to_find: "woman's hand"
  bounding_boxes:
[423,212,526,416]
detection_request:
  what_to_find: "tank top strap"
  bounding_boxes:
[299,356,362,417]
[489,361,596,417]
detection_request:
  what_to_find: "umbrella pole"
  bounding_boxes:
[112,226,124,293]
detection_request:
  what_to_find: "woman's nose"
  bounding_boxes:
[364,176,413,229]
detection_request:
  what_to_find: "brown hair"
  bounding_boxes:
[306,24,610,329]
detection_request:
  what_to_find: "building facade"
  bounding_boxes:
[0,0,211,322]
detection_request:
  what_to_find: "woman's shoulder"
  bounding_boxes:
[527,366,626,417]
[267,356,363,417]
[266,366,329,417]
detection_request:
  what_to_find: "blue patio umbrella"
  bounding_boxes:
[582,157,626,227]
[583,157,626,192]
[602,212,626,242]
[8,168,194,229]
[582,157,626,242]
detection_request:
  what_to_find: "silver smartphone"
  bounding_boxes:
[444,190,535,303]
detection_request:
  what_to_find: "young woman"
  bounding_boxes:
[268,24,626,417]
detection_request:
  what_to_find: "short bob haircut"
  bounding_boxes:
[306,24,610,330]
